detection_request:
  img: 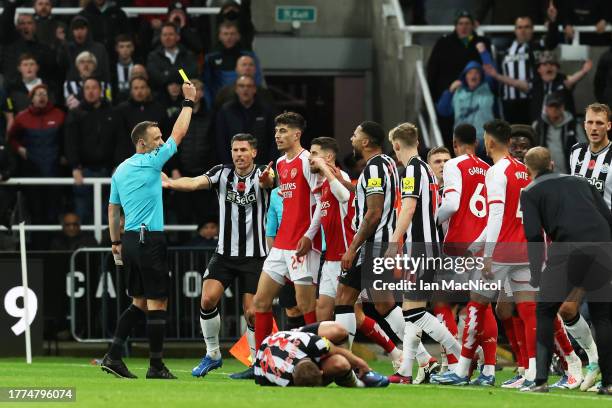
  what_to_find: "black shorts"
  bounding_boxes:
[205,253,263,294]
[298,322,321,334]
[122,231,169,299]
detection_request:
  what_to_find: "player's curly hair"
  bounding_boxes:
[293,359,322,387]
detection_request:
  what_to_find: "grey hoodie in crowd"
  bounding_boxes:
[533,111,586,174]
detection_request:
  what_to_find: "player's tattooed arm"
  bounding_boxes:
[161,172,211,191]
[341,194,383,270]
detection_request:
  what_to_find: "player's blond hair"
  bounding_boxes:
[585,103,611,121]
[388,122,419,147]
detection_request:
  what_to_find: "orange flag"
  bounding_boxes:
[229,320,279,367]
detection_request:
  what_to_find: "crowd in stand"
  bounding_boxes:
[0,0,275,249]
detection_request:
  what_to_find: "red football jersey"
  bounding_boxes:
[442,154,490,255]
[319,170,355,261]
[275,150,322,251]
[486,155,531,263]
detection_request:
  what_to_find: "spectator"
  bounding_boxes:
[484,51,592,122]
[49,212,98,250]
[32,0,63,50]
[214,55,274,110]
[113,76,166,164]
[146,22,198,91]
[495,10,560,124]
[159,73,183,120]
[436,43,496,158]
[6,54,59,114]
[58,15,111,83]
[532,93,586,174]
[184,218,219,248]
[64,77,118,223]
[168,79,215,226]
[0,6,56,85]
[78,0,130,56]
[426,10,490,146]
[130,64,148,81]
[594,43,612,106]
[509,124,536,162]
[0,88,14,141]
[6,84,65,223]
[215,75,277,164]
[165,1,205,54]
[216,0,255,50]
[110,35,141,105]
[0,136,18,236]
[63,51,112,110]
[203,20,263,108]
[561,0,611,46]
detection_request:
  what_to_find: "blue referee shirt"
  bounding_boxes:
[109,137,177,232]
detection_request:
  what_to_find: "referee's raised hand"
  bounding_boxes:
[182,82,196,101]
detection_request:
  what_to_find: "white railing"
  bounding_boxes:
[2,7,220,17]
[415,59,444,147]
[1,178,197,242]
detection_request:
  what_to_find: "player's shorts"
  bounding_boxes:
[122,231,169,299]
[473,263,538,299]
[319,261,341,298]
[204,253,264,294]
[263,247,321,286]
[278,283,297,308]
[297,322,321,334]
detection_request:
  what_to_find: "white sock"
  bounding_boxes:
[565,315,598,365]
[524,357,536,381]
[398,321,421,377]
[335,311,356,349]
[416,342,432,366]
[200,307,221,360]
[482,364,495,377]
[384,306,406,341]
[246,324,256,364]
[390,347,403,361]
[414,312,461,362]
[518,366,525,376]
[476,346,484,363]
[455,356,472,378]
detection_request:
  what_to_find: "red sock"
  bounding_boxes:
[480,305,498,366]
[255,311,273,350]
[358,316,396,353]
[433,304,458,337]
[516,302,537,360]
[512,316,527,368]
[501,317,523,369]
[460,301,487,360]
[553,315,574,356]
[304,311,317,325]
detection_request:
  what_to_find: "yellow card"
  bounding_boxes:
[178,69,190,82]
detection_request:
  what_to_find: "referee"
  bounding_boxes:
[520,146,612,394]
[100,81,196,379]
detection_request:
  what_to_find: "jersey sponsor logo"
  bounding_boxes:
[280,182,297,199]
[367,178,382,188]
[225,190,257,206]
[320,200,331,217]
[468,167,486,176]
[290,168,298,179]
[401,177,415,194]
[578,175,604,192]
[515,171,529,180]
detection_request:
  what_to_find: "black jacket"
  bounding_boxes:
[427,31,490,101]
[145,45,198,90]
[529,73,574,122]
[215,97,278,165]
[113,98,167,164]
[170,107,214,176]
[64,100,118,169]
[532,115,579,167]
[594,47,612,106]
[78,1,129,54]
[521,172,612,284]
[58,37,111,82]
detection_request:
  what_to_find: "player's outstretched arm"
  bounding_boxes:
[169,82,197,146]
[162,173,211,192]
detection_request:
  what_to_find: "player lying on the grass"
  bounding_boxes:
[254,321,389,387]
[162,133,275,379]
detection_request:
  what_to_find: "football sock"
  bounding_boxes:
[109,304,145,360]
[147,310,167,369]
[200,307,221,360]
[564,313,599,365]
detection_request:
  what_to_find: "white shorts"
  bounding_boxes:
[319,260,341,298]
[263,248,321,286]
[474,263,538,298]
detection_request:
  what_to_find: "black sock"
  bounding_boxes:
[147,310,167,369]
[286,315,305,330]
[109,304,145,359]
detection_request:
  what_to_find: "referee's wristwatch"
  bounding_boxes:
[182,99,195,108]
[111,240,122,245]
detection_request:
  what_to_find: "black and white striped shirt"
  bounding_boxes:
[204,164,270,257]
[353,154,399,247]
[401,156,441,257]
[63,79,112,102]
[500,41,533,101]
[254,331,331,387]
[116,62,134,94]
[569,142,612,209]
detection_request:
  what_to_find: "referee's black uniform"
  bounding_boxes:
[521,170,612,389]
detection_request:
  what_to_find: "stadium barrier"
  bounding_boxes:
[0,178,197,242]
[1,7,220,17]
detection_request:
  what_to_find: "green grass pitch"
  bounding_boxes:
[0,357,609,407]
